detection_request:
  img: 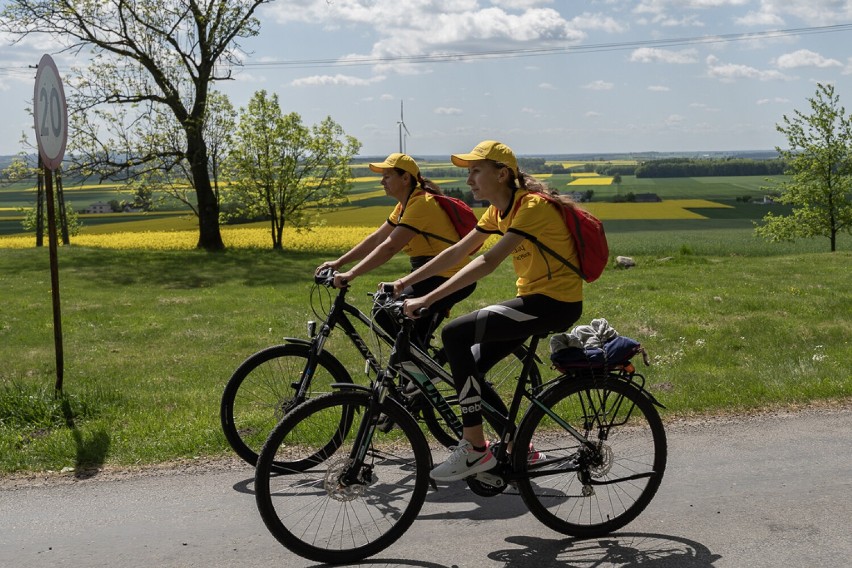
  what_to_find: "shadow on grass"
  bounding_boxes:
[48,247,357,289]
[61,397,111,479]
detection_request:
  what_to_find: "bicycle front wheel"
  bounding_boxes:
[255,390,431,564]
[513,376,666,538]
[220,343,352,467]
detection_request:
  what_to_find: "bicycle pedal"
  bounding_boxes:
[471,472,505,487]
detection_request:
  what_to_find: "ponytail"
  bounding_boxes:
[418,173,445,196]
[516,170,576,207]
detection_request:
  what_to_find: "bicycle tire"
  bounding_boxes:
[255,390,431,564]
[220,343,353,467]
[513,376,666,538]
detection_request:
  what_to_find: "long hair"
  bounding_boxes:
[495,161,576,207]
[393,167,445,196]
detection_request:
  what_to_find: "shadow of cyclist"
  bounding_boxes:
[488,532,722,567]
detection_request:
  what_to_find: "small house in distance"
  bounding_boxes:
[85,201,112,214]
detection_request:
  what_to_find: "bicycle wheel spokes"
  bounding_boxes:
[221,344,350,467]
[515,378,666,538]
[255,391,430,564]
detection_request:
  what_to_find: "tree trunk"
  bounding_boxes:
[187,130,225,251]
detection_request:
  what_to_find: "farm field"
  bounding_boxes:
[1,171,790,237]
[1,162,850,473]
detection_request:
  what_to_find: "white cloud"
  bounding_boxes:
[756,97,791,105]
[648,85,671,92]
[521,107,537,114]
[290,74,385,87]
[665,114,685,126]
[706,55,790,82]
[490,0,551,9]
[756,0,852,26]
[630,48,698,64]
[539,82,556,90]
[585,111,602,117]
[583,80,614,90]
[568,12,628,33]
[264,2,584,78]
[774,49,842,69]
[434,107,462,115]
[734,10,785,26]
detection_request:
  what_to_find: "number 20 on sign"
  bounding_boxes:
[33,54,68,171]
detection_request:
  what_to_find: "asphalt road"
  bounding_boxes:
[2,404,850,568]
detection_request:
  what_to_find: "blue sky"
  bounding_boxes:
[3,0,852,157]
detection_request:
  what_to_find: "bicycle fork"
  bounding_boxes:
[337,377,391,488]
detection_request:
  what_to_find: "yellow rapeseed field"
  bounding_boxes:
[0,200,729,250]
[0,226,378,251]
[347,189,385,202]
[584,199,729,220]
[568,177,613,186]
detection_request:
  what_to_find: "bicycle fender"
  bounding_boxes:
[276,340,354,385]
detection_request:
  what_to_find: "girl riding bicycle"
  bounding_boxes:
[316,152,475,348]
[397,140,584,481]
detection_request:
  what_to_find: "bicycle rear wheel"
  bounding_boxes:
[513,376,666,538]
[255,390,431,564]
[220,343,352,467]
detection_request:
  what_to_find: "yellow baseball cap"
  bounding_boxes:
[368,153,420,177]
[451,140,518,177]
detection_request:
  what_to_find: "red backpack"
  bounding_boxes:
[416,193,481,253]
[511,192,609,282]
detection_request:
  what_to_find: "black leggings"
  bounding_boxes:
[442,294,583,428]
[373,275,476,349]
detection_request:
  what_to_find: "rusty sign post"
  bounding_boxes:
[33,54,68,393]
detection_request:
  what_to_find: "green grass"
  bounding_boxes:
[1,230,850,474]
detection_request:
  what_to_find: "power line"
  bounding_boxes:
[236,23,852,70]
[1,22,851,76]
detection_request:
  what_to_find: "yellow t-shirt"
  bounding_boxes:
[388,190,469,278]
[477,190,583,302]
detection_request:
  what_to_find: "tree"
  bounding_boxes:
[133,90,236,215]
[224,90,361,249]
[0,0,271,251]
[756,83,852,251]
[2,151,81,242]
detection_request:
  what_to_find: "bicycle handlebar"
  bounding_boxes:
[314,267,336,286]
[314,269,426,319]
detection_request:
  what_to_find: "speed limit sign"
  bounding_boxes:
[33,54,68,171]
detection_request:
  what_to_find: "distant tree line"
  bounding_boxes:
[355,157,789,179]
[634,158,787,178]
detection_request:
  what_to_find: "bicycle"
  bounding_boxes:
[254,292,668,564]
[220,268,542,467]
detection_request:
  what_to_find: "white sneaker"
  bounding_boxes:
[430,439,496,481]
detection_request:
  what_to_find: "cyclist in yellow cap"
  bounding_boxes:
[397,141,584,481]
[316,152,475,347]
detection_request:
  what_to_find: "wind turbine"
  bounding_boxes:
[397,100,411,154]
